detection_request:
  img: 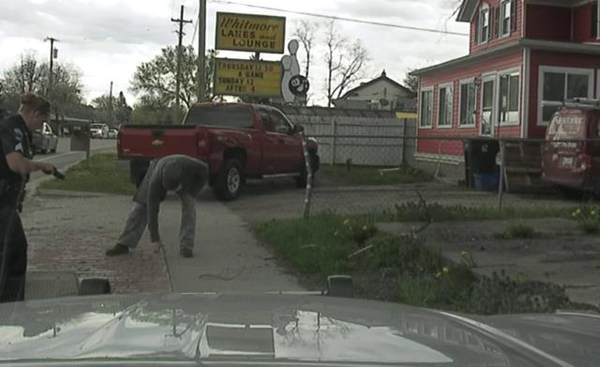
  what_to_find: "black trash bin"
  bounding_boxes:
[463,138,500,189]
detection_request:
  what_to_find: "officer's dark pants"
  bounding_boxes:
[0,204,27,302]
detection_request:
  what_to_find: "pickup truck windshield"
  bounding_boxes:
[183,106,254,128]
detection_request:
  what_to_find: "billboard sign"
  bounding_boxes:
[216,12,286,54]
[214,58,282,97]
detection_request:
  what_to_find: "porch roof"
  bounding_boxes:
[411,39,600,77]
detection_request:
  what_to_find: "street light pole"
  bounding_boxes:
[198,0,207,102]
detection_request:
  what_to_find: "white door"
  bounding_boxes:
[480,75,496,136]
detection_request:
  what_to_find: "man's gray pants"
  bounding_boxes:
[118,193,196,251]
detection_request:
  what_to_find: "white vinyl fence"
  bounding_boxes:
[288,115,416,167]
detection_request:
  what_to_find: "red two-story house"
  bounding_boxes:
[412,0,600,163]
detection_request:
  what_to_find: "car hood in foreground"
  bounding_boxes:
[0,293,598,366]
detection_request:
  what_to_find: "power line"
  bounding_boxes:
[208,0,468,37]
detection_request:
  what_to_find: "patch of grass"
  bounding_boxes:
[495,224,538,240]
[40,153,136,196]
[319,165,432,186]
[256,212,575,315]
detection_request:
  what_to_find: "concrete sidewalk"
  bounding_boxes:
[157,192,304,293]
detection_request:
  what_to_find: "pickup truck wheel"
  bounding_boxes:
[215,159,244,201]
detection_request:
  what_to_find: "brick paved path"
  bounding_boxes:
[22,193,171,295]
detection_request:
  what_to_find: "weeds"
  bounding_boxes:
[572,206,600,234]
[256,212,574,315]
[385,202,566,223]
[496,224,538,239]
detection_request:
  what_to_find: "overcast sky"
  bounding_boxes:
[0,0,469,106]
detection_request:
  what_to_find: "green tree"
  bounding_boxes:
[91,91,131,126]
[130,47,216,124]
[131,46,217,110]
[114,92,132,125]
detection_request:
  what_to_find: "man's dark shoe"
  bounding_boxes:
[106,244,129,256]
[180,248,193,258]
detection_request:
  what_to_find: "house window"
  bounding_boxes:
[420,88,433,128]
[479,7,490,43]
[500,0,511,36]
[498,72,520,124]
[459,80,476,126]
[539,67,594,125]
[438,84,453,127]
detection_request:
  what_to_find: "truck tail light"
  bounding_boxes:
[578,154,592,171]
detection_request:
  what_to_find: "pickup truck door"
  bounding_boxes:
[258,109,282,174]
[267,109,304,174]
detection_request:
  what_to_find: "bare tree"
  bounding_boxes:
[403,68,419,94]
[323,21,369,108]
[293,20,318,78]
[324,21,344,108]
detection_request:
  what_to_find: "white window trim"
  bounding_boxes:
[458,78,477,128]
[437,82,454,129]
[537,66,594,127]
[499,0,511,38]
[478,4,490,45]
[480,73,497,137]
[419,86,434,129]
[596,0,600,40]
[497,67,521,127]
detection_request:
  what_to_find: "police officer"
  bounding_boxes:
[0,93,57,302]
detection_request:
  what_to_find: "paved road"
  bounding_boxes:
[29,137,116,184]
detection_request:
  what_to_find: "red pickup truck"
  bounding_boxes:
[117,103,319,200]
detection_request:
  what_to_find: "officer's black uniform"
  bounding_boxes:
[0,114,33,302]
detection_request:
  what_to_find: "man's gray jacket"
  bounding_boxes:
[134,155,208,243]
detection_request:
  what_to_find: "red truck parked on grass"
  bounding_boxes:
[117,103,319,200]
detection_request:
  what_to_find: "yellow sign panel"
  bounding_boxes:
[214,58,282,97]
[216,12,286,54]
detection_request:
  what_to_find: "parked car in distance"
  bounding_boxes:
[108,128,118,139]
[118,103,319,201]
[542,99,600,194]
[32,122,58,154]
[90,123,109,139]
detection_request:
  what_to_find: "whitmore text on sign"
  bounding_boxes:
[214,58,282,97]
[216,12,286,54]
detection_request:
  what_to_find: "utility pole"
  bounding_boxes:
[198,0,207,102]
[44,37,59,95]
[108,81,113,126]
[171,5,192,122]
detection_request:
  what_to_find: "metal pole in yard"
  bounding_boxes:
[301,132,314,219]
[401,118,408,167]
[198,0,207,102]
[497,140,505,210]
[331,118,337,165]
